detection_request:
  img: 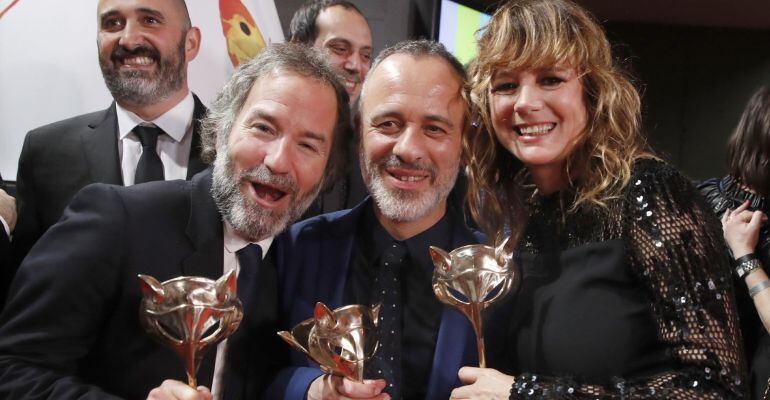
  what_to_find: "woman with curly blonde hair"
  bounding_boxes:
[452,0,747,398]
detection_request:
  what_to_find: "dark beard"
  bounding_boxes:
[99,36,187,106]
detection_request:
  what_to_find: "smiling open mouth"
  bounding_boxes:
[252,181,288,202]
[343,79,359,92]
[122,56,155,66]
[387,169,430,183]
[111,45,160,69]
[515,123,555,136]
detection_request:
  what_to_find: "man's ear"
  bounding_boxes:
[184,27,202,62]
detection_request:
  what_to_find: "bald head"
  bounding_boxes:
[173,0,191,30]
[362,40,465,99]
[97,0,191,31]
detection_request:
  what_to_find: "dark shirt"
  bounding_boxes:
[486,159,745,398]
[344,203,453,399]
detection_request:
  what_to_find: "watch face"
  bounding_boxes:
[736,259,762,279]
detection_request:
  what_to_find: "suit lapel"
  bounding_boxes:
[82,103,123,185]
[181,169,224,279]
[426,217,481,400]
[320,201,369,308]
[186,95,207,179]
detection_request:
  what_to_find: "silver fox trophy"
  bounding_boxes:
[138,271,243,387]
[430,237,519,368]
[278,302,380,381]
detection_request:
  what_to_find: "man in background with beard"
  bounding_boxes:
[8,0,207,291]
[269,40,482,400]
[0,43,352,400]
[289,0,373,217]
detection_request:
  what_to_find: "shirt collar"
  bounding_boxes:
[223,220,273,259]
[366,204,454,274]
[115,92,194,142]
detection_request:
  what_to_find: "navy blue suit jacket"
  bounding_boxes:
[269,199,485,400]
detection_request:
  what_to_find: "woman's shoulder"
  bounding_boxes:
[629,157,681,182]
[696,176,729,215]
[626,157,697,193]
[623,157,709,214]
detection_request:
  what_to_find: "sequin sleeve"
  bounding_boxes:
[509,160,747,399]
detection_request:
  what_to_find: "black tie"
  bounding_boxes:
[133,125,165,184]
[368,240,407,399]
[224,243,262,400]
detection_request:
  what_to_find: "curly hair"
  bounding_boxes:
[727,86,770,197]
[465,0,654,245]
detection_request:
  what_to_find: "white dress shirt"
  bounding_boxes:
[210,221,273,400]
[0,216,9,237]
[115,93,195,186]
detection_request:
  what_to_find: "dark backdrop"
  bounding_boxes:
[607,23,770,180]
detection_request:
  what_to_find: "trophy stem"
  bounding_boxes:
[184,342,199,388]
[477,336,486,369]
[467,304,486,368]
[187,372,197,388]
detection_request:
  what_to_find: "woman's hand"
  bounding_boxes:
[723,201,770,334]
[306,374,388,400]
[450,367,515,399]
[721,200,765,258]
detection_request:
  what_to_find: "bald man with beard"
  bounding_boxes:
[10,0,207,287]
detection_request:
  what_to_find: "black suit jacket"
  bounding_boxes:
[0,170,282,399]
[0,173,9,283]
[11,96,207,271]
[0,172,8,252]
[0,173,11,308]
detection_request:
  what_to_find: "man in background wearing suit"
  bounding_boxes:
[0,174,15,308]
[12,0,207,270]
[0,43,351,400]
[271,40,481,400]
[290,0,373,217]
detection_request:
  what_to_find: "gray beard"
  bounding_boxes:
[210,147,322,242]
[99,40,186,107]
[361,153,458,222]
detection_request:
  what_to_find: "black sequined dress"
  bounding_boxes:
[487,159,747,399]
[699,175,770,400]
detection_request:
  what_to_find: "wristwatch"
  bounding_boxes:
[735,253,762,279]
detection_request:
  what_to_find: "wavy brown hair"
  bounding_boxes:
[727,87,770,197]
[465,0,654,245]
